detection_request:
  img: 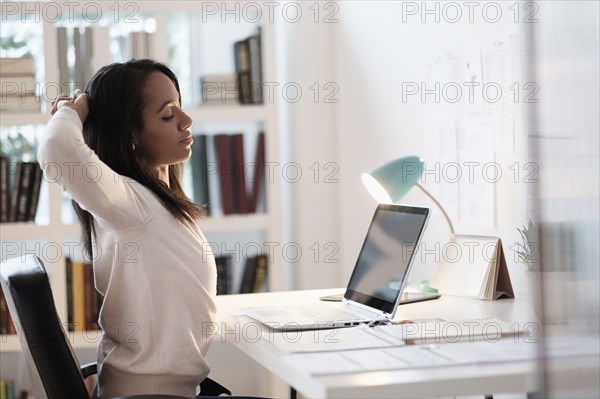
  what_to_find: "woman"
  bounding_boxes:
[40,59,218,398]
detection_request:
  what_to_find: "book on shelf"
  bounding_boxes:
[252,254,268,293]
[0,74,36,94]
[1,161,43,223]
[7,162,22,223]
[247,27,263,104]
[0,93,41,112]
[73,28,83,93]
[248,132,265,213]
[66,259,102,332]
[57,27,69,91]
[128,31,153,59]
[15,162,41,222]
[190,134,211,215]
[200,74,238,105]
[0,57,34,74]
[231,133,249,214]
[14,162,33,223]
[0,155,9,223]
[1,287,17,335]
[215,254,232,295]
[205,134,221,217]
[56,26,111,92]
[82,27,94,85]
[0,288,6,334]
[73,26,96,87]
[66,257,73,332]
[233,27,263,104]
[233,39,251,104]
[214,134,236,215]
[92,26,111,77]
[239,254,268,294]
[0,56,40,113]
[71,260,85,332]
[27,164,43,222]
[212,132,266,216]
[0,379,17,399]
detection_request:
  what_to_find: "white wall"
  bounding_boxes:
[333,1,531,287]
[277,5,341,290]
[286,1,533,292]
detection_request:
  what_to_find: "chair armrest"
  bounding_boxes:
[112,396,191,399]
[81,362,98,379]
[199,377,232,396]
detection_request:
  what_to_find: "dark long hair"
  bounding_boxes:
[75,59,204,259]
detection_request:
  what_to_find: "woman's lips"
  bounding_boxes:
[180,134,193,145]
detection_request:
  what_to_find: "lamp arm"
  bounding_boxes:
[415,183,455,235]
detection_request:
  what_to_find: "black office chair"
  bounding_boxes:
[0,255,230,399]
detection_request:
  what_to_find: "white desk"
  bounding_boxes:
[214,289,538,398]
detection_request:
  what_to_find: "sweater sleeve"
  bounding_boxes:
[38,107,151,229]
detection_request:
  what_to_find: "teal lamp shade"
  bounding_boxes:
[361,156,424,203]
[362,155,455,234]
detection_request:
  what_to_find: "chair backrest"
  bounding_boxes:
[0,255,90,399]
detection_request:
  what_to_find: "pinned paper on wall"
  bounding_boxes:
[482,38,514,153]
[433,120,459,223]
[424,57,459,222]
[424,39,520,229]
[462,122,495,228]
[463,45,485,120]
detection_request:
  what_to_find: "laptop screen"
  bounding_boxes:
[344,204,430,315]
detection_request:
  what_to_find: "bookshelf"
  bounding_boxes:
[0,1,283,363]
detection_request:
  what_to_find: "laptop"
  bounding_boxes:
[241,204,431,331]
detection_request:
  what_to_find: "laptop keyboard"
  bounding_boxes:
[290,304,367,322]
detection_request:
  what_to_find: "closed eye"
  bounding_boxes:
[162,115,174,121]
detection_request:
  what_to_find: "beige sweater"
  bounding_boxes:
[39,107,217,398]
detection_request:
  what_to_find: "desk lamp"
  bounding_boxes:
[361,155,455,235]
[362,156,514,299]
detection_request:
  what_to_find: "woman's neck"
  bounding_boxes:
[156,166,170,188]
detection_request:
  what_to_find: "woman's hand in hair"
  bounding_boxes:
[51,89,89,124]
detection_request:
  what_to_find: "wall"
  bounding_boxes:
[277,4,341,290]
[328,1,532,290]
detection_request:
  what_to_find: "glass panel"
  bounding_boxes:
[527,1,600,397]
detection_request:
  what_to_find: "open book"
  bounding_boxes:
[430,235,514,300]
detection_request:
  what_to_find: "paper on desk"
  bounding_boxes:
[285,339,537,375]
[373,317,519,345]
[266,324,404,353]
[267,317,520,353]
